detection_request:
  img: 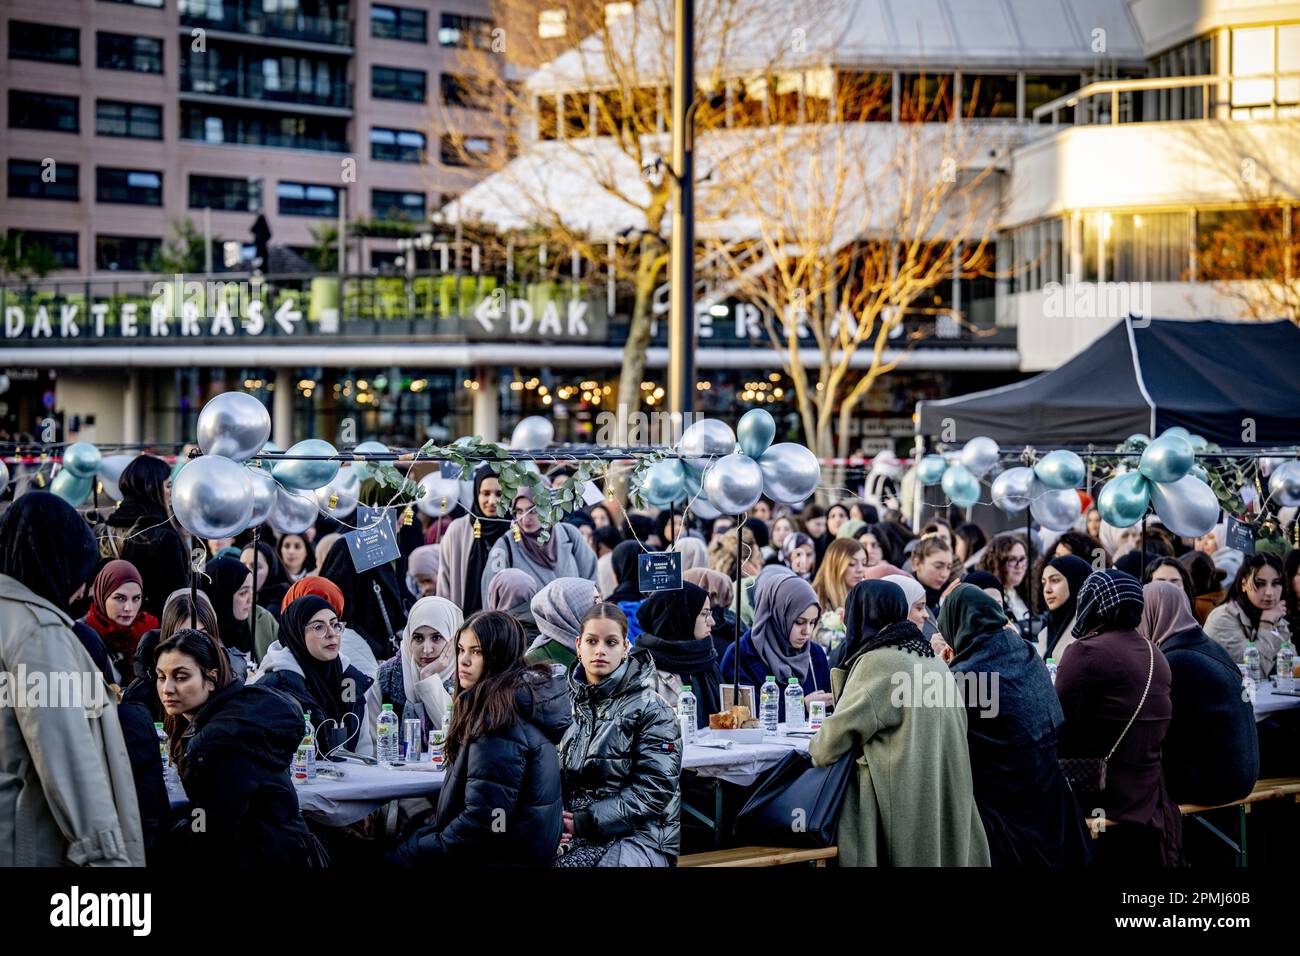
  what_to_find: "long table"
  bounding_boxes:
[1252,682,1300,721]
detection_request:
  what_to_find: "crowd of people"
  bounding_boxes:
[1,451,1295,868]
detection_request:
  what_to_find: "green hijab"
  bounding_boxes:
[936,583,1014,663]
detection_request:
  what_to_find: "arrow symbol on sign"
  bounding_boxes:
[275,299,302,334]
[473,296,502,333]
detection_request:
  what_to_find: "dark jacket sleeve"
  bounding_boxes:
[575,704,682,842]
[172,747,263,864]
[117,700,172,859]
[396,734,527,863]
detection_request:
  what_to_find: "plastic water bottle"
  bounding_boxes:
[377,703,400,765]
[301,711,317,781]
[1278,641,1296,694]
[760,676,780,735]
[443,702,453,731]
[678,684,697,745]
[154,722,179,789]
[785,678,806,732]
[1244,641,1261,685]
[1046,658,1058,687]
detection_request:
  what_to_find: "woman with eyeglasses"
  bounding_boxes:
[976,534,1033,638]
[480,487,598,600]
[252,595,381,760]
[376,596,463,735]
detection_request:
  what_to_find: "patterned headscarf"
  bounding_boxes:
[1072,569,1145,639]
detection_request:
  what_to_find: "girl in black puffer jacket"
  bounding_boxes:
[390,611,571,867]
[556,603,682,867]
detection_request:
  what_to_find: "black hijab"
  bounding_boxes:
[636,582,720,725]
[279,595,347,724]
[462,464,509,615]
[0,492,99,614]
[319,536,407,659]
[834,580,915,672]
[201,556,254,654]
[1043,555,1092,658]
[1072,569,1145,639]
[609,539,644,604]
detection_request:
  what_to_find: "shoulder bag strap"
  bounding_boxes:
[1105,637,1155,763]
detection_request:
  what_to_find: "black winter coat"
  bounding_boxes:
[561,647,682,858]
[391,668,571,866]
[170,682,314,866]
[255,661,373,760]
[105,498,189,620]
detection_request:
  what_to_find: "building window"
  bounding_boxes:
[96,167,163,206]
[539,9,566,39]
[96,234,161,271]
[189,174,260,211]
[373,189,426,222]
[97,32,163,73]
[370,127,427,163]
[440,134,493,166]
[8,159,79,201]
[439,12,494,49]
[278,181,340,217]
[8,21,80,64]
[7,230,80,269]
[8,91,80,133]
[962,73,1018,119]
[372,66,427,102]
[372,4,427,42]
[98,0,165,6]
[181,105,349,152]
[1105,212,1192,282]
[605,2,634,23]
[96,100,162,139]
[900,73,954,122]
[836,71,892,122]
[1026,74,1082,121]
[537,95,559,139]
[1197,207,1285,280]
[441,73,492,111]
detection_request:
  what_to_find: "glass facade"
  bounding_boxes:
[8,21,80,64]
[372,4,427,43]
[372,66,427,102]
[189,174,260,212]
[439,13,495,50]
[370,128,426,163]
[9,91,80,133]
[8,159,80,202]
[96,32,163,73]
[95,234,161,271]
[96,167,163,206]
[277,182,341,218]
[96,101,163,140]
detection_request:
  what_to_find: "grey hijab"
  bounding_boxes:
[529,577,600,654]
[748,570,820,685]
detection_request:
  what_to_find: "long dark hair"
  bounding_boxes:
[445,611,547,766]
[1144,557,1196,612]
[976,532,1032,609]
[119,454,171,514]
[1283,549,1300,626]
[1222,552,1285,626]
[154,628,234,771]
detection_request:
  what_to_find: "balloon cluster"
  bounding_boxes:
[49,442,141,508]
[1094,428,1220,537]
[634,409,821,518]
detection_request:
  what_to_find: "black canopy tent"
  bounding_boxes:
[915,317,1300,447]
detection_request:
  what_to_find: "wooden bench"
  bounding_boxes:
[680,845,838,868]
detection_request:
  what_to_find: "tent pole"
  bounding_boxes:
[733,517,742,709]
[1140,514,1147,581]
[1024,505,1033,643]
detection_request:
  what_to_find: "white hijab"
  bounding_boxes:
[401,596,463,731]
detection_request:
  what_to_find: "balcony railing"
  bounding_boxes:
[1032,72,1300,126]
[181,69,353,110]
[180,8,352,47]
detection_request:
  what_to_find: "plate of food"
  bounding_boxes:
[704,705,764,743]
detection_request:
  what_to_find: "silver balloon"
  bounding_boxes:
[510,416,554,450]
[96,454,135,501]
[416,472,464,517]
[0,458,8,497]
[640,459,688,507]
[1267,460,1300,508]
[1149,473,1220,537]
[737,408,776,460]
[678,418,737,468]
[50,470,92,508]
[268,484,318,535]
[1259,457,1286,478]
[991,466,1034,514]
[349,440,390,481]
[197,391,272,463]
[253,441,282,472]
[1029,476,1081,532]
[703,453,764,515]
[246,467,279,527]
[958,436,1000,479]
[688,492,723,521]
[63,441,102,479]
[171,455,256,539]
[272,438,340,491]
[757,442,821,505]
[315,466,360,519]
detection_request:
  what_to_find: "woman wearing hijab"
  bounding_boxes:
[79,558,159,678]
[1138,581,1257,808]
[103,454,189,620]
[1038,555,1092,663]
[278,576,380,680]
[0,492,146,866]
[685,567,737,663]
[437,464,508,615]
[937,585,1092,868]
[608,540,647,642]
[671,535,708,574]
[200,556,278,668]
[240,540,289,613]
[252,594,381,759]
[486,568,541,644]
[319,536,409,662]
[376,596,462,736]
[481,487,598,598]
[525,577,600,669]
[779,532,816,580]
[720,569,831,721]
[1055,570,1182,867]
[810,579,990,867]
[406,544,440,598]
[636,582,719,727]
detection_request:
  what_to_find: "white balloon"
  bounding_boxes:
[1150,474,1221,538]
[510,416,554,451]
[991,466,1034,514]
[1268,461,1300,508]
[1029,476,1081,532]
[0,458,7,497]
[703,454,764,515]
[678,419,737,469]
[417,473,464,517]
[959,437,1000,479]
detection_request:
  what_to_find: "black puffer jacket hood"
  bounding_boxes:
[184,682,303,769]
[515,665,573,745]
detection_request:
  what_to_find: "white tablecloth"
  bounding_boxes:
[683,726,814,787]
[169,761,445,827]
[1253,682,1300,721]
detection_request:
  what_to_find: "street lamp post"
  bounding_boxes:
[668,0,695,439]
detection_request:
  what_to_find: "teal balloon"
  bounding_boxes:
[51,470,93,507]
[917,455,948,486]
[1034,450,1085,490]
[1190,463,1209,483]
[736,408,776,460]
[1125,434,1151,448]
[1162,427,1192,442]
[641,459,686,507]
[252,441,282,472]
[63,442,101,479]
[941,463,981,508]
[681,461,704,501]
[1096,472,1151,528]
[1139,432,1194,484]
[1189,434,1208,452]
[171,457,189,484]
[349,440,390,481]
[272,439,340,491]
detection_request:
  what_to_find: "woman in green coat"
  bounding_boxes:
[809,580,990,866]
